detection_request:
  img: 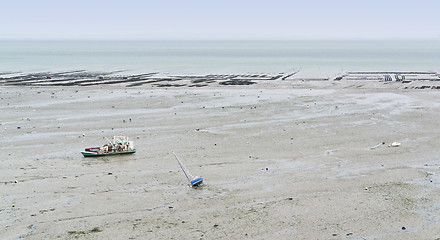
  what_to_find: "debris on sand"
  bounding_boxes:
[370,142,385,150]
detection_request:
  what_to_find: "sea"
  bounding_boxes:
[1,40,439,78]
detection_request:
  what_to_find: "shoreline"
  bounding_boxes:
[1,70,439,89]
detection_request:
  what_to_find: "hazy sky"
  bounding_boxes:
[1,0,439,40]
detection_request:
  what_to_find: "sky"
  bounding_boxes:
[1,0,439,40]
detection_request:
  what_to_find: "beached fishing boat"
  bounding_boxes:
[81,136,136,157]
[173,152,204,187]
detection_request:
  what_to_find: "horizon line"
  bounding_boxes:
[1,37,439,41]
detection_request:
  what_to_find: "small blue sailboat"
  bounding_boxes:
[173,152,203,187]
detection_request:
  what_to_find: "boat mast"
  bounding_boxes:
[103,137,113,145]
[173,152,191,184]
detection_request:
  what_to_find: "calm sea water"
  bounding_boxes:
[1,40,439,77]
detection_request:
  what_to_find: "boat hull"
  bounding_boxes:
[81,149,136,157]
[190,177,204,187]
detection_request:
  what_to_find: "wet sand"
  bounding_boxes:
[1,79,440,239]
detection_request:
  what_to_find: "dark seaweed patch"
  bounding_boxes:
[219,80,256,85]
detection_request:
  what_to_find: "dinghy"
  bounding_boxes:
[173,152,203,187]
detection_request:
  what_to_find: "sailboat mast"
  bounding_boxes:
[173,152,191,183]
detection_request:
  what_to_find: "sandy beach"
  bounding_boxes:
[1,78,440,239]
